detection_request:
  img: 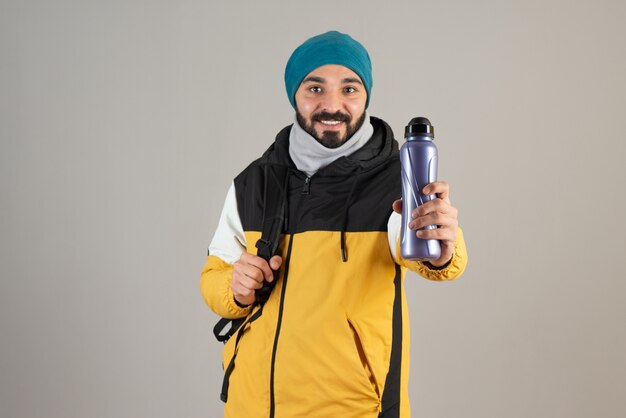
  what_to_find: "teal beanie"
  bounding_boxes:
[284,31,372,109]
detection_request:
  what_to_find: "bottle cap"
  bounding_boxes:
[405,117,434,138]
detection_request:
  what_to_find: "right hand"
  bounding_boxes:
[231,252,282,306]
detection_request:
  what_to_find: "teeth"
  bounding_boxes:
[320,120,341,126]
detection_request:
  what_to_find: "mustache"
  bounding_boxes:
[312,111,351,123]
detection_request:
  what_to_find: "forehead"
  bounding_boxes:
[301,64,362,83]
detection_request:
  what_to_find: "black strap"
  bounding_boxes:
[220,306,265,402]
[212,164,290,344]
[213,317,246,343]
[254,164,289,304]
[215,164,290,403]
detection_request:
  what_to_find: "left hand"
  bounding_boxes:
[392,181,459,267]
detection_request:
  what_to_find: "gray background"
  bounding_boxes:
[1,0,625,417]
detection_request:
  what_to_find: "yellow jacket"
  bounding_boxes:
[200,117,467,417]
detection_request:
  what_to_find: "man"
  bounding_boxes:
[200,31,467,418]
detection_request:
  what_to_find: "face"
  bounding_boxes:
[294,64,367,148]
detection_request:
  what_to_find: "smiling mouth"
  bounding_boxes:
[318,120,343,127]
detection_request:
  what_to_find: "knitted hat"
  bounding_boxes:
[284,31,373,109]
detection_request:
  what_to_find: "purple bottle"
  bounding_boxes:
[400,117,441,261]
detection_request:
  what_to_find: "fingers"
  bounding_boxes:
[423,181,449,202]
[406,184,459,245]
[269,255,283,271]
[231,252,283,306]
[232,270,263,292]
[391,199,402,214]
[415,225,458,243]
[231,270,258,306]
[239,252,275,282]
[409,211,458,231]
[411,198,458,219]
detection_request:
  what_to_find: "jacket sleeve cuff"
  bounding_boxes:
[397,227,468,281]
[200,255,253,318]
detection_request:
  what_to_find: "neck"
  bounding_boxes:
[288,111,374,177]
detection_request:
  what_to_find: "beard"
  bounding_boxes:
[296,109,366,149]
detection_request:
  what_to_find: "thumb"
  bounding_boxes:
[392,199,402,214]
[269,255,282,270]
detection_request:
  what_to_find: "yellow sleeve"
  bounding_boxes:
[199,255,252,319]
[397,227,468,281]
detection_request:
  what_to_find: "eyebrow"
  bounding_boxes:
[301,76,363,85]
[342,77,363,85]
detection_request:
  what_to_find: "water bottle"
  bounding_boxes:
[400,117,441,261]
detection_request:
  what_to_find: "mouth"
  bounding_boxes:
[316,119,344,130]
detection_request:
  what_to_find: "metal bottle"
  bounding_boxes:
[399,117,441,260]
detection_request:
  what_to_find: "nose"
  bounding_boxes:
[320,90,342,112]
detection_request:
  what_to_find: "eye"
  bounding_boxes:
[309,86,322,93]
[344,86,356,93]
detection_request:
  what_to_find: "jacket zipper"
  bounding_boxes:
[302,176,311,194]
[269,234,294,418]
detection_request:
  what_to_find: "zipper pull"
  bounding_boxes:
[302,177,311,195]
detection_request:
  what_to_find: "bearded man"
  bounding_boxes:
[200,30,468,418]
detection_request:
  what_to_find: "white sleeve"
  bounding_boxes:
[208,181,246,264]
[387,211,402,261]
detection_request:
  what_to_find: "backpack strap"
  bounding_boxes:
[212,163,289,343]
[219,305,265,402]
[215,164,290,403]
[213,317,246,343]
[254,163,289,304]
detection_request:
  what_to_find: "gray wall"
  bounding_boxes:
[1,0,625,417]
